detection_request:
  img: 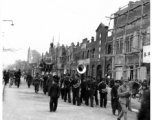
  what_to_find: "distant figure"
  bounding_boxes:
[26,72,33,88]
[33,73,40,93]
[49,75,60,112]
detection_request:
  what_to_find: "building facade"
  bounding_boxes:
[111,0,150,81]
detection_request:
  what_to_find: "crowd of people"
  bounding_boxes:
[3,70,150,120]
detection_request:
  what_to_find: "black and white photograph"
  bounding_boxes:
[1,0,150,120]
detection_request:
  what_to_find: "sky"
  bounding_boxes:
[1,0,138,67]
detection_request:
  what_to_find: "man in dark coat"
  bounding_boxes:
[16,69,21,88]
[33,72,40,93]
[98,78,108,108]
[80,77,87,104]
[47,73,53,96]
[111,80,121,115]
[43,73,48,94]
[49,75,60,112]
[64,75,71,103]
[26,72,33,88]
[85,77,96,107]
[93,78,99,106]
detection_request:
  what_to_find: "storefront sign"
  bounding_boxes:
[143,45,150,63]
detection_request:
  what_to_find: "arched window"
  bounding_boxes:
[108,45,111,54]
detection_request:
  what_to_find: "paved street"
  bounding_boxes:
[3,78,138,120]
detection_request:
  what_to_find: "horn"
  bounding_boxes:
[77,64,86,74]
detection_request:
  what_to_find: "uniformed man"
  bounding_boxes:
[43,73,48,94]
[93,78,99,106]
[71,74,81,106]
[47,72,54,96]
[49,75,60,112]
[64,74,71,103]
[33,72,40,93]
[80,76,87,104]
[86,76,96,107]
[98,78,108,108]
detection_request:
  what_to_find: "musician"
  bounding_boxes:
[33,72,40,93]
[71,74,81,106]
[86,77,96,107]
[98,78,108,108]
[93,78,99,106]
[64,74,71,103]
[49,75,60,112]
[47,72,53,96]
[43,73,48,94]
[80,76,87,104]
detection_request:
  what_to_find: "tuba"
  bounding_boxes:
[77,64,86,74]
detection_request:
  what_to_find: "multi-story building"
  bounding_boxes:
[109,0,150,81]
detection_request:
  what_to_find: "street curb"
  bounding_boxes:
[107,101,139,113]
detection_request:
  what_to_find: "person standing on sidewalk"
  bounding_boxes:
[98,78,108,108]
[117,79,131,120]
[49,75,60,112]
[80,76,87,104]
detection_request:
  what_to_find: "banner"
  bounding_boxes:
[143,45,150,63]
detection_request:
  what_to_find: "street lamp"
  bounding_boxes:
[3,20,14,26]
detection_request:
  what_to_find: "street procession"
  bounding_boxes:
[2,0,150,120]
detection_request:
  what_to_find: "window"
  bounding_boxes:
[100,34,102,38]
[99,41,101,44]
[120,38,123,54]
[99,47,101,52]
[130,35,133,52]
[116,41,119,54]
[125,36,129,53]
[108,45,111,54]
[99,54,100,58]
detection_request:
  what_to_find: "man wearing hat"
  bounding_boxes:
[71,74,81,106]
[63,74,71,103]
[117,79,131,120]
[111,80,121,115]
[33,72,40,93]
[98,78,108,108]
[49,75,60,112]
[47,72,54,96]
